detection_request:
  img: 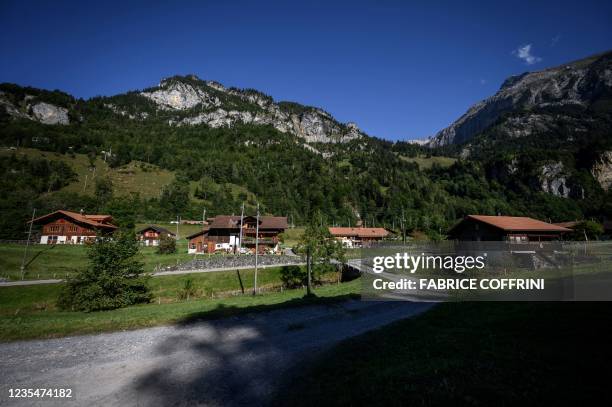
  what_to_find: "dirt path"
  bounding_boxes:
[0,300,432,406]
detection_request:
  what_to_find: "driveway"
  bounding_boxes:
[0,300,433,406]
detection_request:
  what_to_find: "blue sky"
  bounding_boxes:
[1,0,610,140]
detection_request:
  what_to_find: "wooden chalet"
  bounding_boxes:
[31,210,117,244]
[187,215,288,254]
[448,215,571,242]
[136,225,176,246]
[329,227,389,248]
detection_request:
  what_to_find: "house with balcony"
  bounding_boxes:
[31,210,117,244]
[187,215,287,254]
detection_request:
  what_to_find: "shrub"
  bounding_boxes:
[280,265,306,288]
[177,278,199,300]
[57,232,151,312]
[157,234,177,254]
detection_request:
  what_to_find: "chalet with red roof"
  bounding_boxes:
[329,227,389,248]
[136,225,176,246]
[187,215,287,254]
[448,215,571,242]
[31,210,117,244]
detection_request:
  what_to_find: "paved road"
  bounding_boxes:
[0,300,433,406]
[0,279,63,287]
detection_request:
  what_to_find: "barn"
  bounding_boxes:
[447,215,571,242]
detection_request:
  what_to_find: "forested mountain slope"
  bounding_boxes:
[1,54,611,239]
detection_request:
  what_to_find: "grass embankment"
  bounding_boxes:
[274,301,612,406]
[0,268,358,342]
[1,238,232,280]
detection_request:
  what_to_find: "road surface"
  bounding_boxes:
[0,300,433,406]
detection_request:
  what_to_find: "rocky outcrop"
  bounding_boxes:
[592,151,612,191]
[140,80,221,110]
[0,93,69,125]
[540,162,570,198]
[430,51,612,146]
[141,75,363,144]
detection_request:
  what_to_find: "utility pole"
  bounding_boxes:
[20,208,36,280]
[306,245,312,296]
[202,208,206,228]
[401,208,406,244]
[176,215,180,241]
[253,203,260,295]
[238,202,244,254]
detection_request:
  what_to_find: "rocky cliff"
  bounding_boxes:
[139,75,363,144]
[0,91,69,125]
[429,51,612,146]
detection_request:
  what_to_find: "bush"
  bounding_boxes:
[57,232,151,312]
[157,234,177,254]
[280,265,306,288]
[176,278,199,300]
[569,220,604,240]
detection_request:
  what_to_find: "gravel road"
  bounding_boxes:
[0,300,432,406]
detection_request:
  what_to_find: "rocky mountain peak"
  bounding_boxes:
[429,50,612,147]
[139,75,364,144]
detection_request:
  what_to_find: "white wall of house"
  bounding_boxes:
[40,235,92,245]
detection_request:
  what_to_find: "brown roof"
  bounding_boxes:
[329,227,389,238]
[32,210,117,230]
[208,215,288,230]
[186,227,210,240]
[464,215,571,232]
[137,225,175,236]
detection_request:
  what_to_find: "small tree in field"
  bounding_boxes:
[58,232,151,312]
[297,215,346,295]
[157,234,177,254]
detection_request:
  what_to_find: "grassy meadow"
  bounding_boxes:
[398,154,457,169]
[0,238,198,280]
[0,274,359,342]
[274,301,612,406]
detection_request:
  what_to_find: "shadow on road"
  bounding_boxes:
[130,295,432,405]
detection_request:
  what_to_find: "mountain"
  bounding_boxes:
[0,54,611,240]
[0,74,363,145]
[430,51,612,147]
[427,51,612,200]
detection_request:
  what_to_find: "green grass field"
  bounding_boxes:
[399,154,457,170]
[0,240,201,280]
[0,275,359,342]
[280,227,305,247]
[0,147,177,199]
[0,147,260,207]
[273,301,612,406]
